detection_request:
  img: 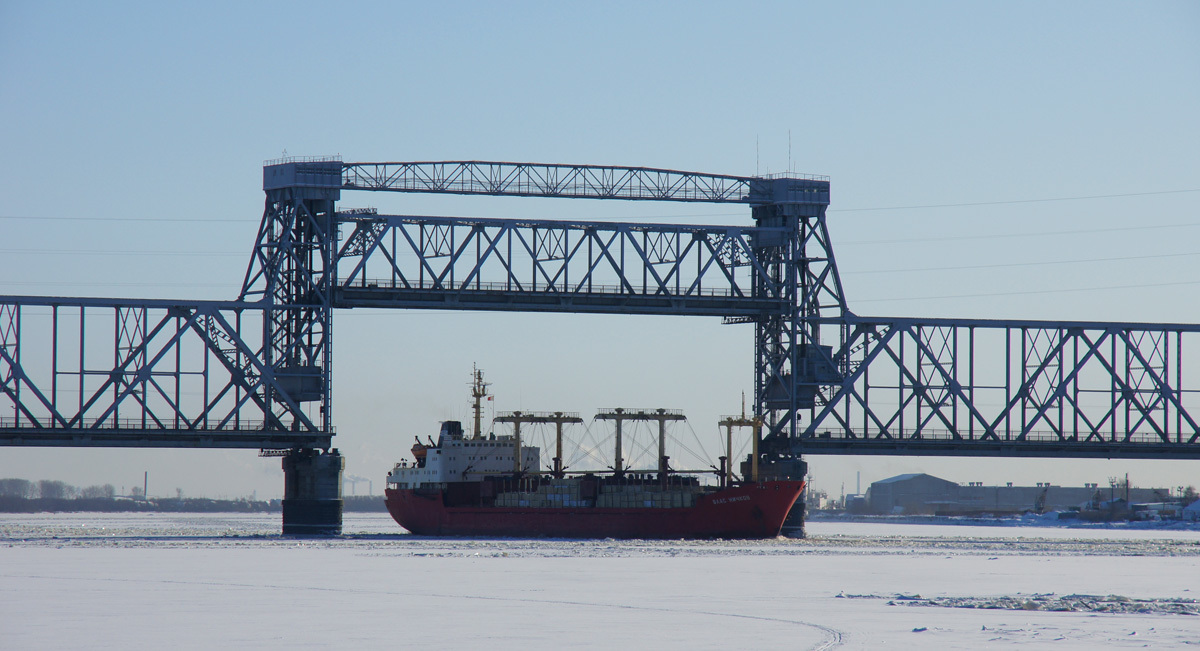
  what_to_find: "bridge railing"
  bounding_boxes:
[341,278,753,298]
[804,426,1196,445]
[0,417,270,431]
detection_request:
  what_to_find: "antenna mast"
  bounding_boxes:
[470,364,491,440]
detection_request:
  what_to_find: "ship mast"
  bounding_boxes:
[470,364,491,440]
[718,396,760,487]
[596,408,685,481]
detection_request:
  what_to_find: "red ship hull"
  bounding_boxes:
[384,480,804,539]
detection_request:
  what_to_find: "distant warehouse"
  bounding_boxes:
[866,473,1167,516]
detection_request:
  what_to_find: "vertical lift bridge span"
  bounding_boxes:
[3,157,1200,530]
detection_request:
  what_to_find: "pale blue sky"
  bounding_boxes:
[2,1,1199,498]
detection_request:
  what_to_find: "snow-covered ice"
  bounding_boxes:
[2,513,1198,649]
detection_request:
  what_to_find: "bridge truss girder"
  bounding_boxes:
[797,316,1200,459]
[342,161,766,203]
[333,213,789,316]
[0,297,330,448]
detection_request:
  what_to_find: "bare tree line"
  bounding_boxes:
[0,479,387,513]
[0,478,119,500]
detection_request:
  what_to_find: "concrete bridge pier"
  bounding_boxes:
[281,449,344,535]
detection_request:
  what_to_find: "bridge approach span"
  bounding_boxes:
[793,315,1200,459]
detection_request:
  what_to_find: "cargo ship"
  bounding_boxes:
[383,369,804,538]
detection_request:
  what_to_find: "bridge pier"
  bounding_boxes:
[281,449,344,535]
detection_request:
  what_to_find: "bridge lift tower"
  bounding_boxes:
[4,156,1200,535]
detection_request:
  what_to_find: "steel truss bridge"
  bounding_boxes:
[4,157,1200,466]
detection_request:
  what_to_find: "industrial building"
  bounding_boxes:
[866,473,1169,516]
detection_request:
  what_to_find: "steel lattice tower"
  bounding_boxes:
[241,160,343,434]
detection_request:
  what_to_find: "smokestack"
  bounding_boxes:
[856,471,861,495]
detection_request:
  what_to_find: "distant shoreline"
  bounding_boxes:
[0,495,387,514]
[808,510,1200,530]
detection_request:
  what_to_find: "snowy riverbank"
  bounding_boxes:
[2,513,1198,649]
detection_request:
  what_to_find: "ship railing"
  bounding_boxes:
[595,408,685,416]
[494,411,583,421]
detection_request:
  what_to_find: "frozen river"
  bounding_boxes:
[3,513,1198,649]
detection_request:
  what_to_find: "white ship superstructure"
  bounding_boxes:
[387,421,539,489]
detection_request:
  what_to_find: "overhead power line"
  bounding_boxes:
[0,248,244,257]
[840,219,1200,246]
[844,251,1200,275]
[2,280,229,288]
[855,279,1200,304]
[0,214,249,223]
[2,187,1195,224]
[831,188,1200,213]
